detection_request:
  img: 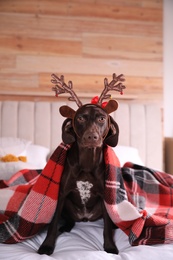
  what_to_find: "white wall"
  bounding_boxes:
[164,0,173,137]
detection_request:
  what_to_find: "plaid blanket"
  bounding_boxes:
[0,143,173,246]
[104,150,173,246]
[0,143,70,243]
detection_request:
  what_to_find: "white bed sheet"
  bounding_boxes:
[0,219,172,260]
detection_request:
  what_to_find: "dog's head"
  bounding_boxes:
[60,101,119,148]
[51,73,125,147]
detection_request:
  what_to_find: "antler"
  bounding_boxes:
[51,74,82,107]
[97,73,126,105]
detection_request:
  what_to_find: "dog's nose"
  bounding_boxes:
[84,132,99,142]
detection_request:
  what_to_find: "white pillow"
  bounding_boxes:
[0,137,31,156]
[113,145,144,167]
[0,138,50,180]
[0,161,37,180]
[26,144,50,169]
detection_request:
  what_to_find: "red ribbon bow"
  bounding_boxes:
[91,96,108,108]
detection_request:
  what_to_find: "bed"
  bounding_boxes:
[1,100,173,260]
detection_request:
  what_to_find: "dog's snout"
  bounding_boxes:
[84,132,99,142]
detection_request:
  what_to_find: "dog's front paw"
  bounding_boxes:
[105,247,119,254]
[38,244,55,255]
[104,243,119,255]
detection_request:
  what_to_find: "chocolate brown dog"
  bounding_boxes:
[38,74,125,256]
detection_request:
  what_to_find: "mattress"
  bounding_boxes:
[0,220,172,260]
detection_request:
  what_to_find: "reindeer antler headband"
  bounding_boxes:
[51,74,83,107]
[51,73,125,106]
[51,73,126,117]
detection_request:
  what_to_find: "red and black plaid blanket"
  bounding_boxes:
[0,142,173,246]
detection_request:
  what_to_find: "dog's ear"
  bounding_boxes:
[59,105,76,119]
[103,100,118,114]
[104,116,119,147]
[62,118,76,144]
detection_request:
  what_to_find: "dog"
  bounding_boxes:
[38,103,120,255]
[38,73,125,256]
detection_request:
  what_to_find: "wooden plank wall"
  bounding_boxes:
[0,0,163,103]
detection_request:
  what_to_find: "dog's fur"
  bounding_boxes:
[38,103,119,255]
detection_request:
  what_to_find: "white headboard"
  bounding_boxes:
[0,100,163,170]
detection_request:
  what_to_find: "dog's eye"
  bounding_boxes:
[77,115,85,122]
[98,116,106,123]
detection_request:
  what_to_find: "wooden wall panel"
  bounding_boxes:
[0,0,163,103]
